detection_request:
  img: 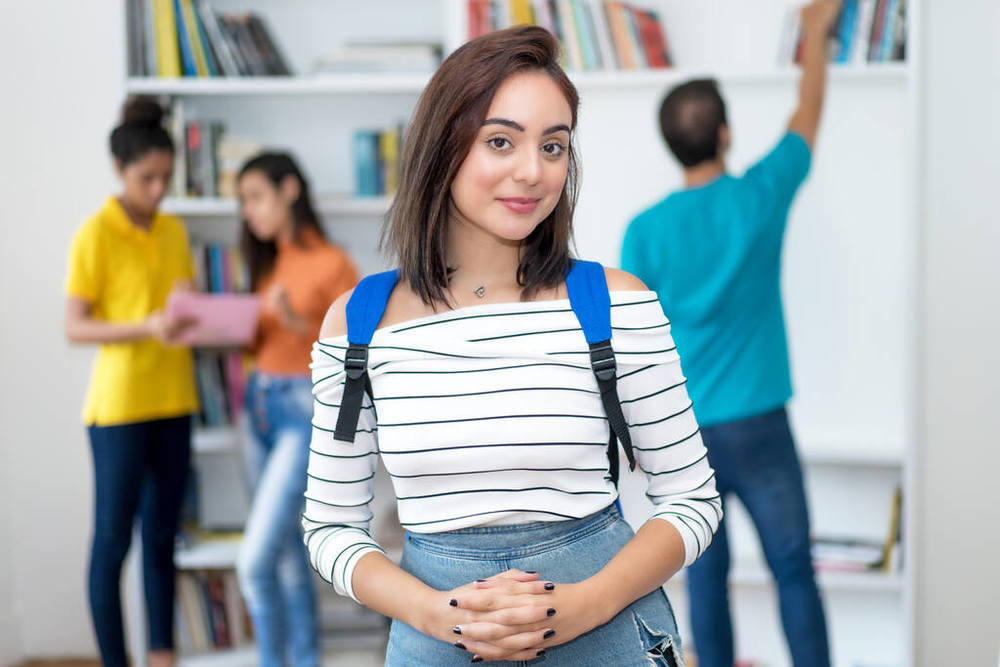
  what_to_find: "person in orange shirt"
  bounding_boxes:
[234,152,359,667]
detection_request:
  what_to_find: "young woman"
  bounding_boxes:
[305,27,721,665]
[236,152,359,667]
[65,96,198,667]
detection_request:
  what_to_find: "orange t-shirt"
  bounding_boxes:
[255,229,359,375]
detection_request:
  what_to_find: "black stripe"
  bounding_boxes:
[307,472,375,484]
[308,448,377,459]
[315,398,376,410]
[674,497,723,523]
[548,346,676,356]
[619,380,687,404]
[386,466,606,479]
[312,422,377,435]
[401,507,581,527]
[376,385,598,401]
[380,361,585,376]
[618,365,656,380]
[340,544,381,593]
[304,494,374,508]
[379,441,607,456]
[633,428,701,453]
[302,512,373,526]
[629,402,694,428]
[661,511,702,555]
[646,472,717,500]
[395,487,611,501]
[642,451,709,476]
[379,412,607,428]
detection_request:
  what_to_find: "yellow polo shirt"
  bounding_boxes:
[66,197,200,426]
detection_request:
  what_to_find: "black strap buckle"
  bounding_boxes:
[589,341,617,382]
[344,344,369,380]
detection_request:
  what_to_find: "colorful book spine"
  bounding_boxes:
[173,0,197,75]
[153,0,182,76]
[571,0,598,70]
[555,0,584,70]
[353,131,379,197]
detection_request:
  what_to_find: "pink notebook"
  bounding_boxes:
[166,291,261,346]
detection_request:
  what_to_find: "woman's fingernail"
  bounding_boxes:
[449,599,458,607]
[543,629,555,639]
[453,641,466,650]
[537,649,546,656]
[475,578,486,582]
[452,625,462,635]
[547,607,556,617]
[525,570,538,574]
[471,657,483,664]
[543,582,555,590]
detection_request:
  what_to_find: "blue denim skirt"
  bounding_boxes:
[385,504,685,666]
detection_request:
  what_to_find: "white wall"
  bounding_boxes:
[0,0,122,659]
[916,0,1000,664]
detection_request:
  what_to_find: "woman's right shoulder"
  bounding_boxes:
[319,289,353,339]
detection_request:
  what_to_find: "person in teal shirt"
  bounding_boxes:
[620,2,840,666]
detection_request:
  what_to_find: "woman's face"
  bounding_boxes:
[450,70,572,243]
[239,170,298,242]
[118,148,174,217]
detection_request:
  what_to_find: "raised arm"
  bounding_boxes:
[788,0,841,148]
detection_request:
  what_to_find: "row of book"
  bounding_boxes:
[191,243,251,428]
[811,487,903,574]
[353,126,403,198]
[128,0,291,77]
[469,0,672,71]
[780,0,907,65]
[168,101,261,199]
[176,569,253,652]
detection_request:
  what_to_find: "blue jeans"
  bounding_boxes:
[237,372,319,667]
[387,504,685,666]
[686,407,830,667]
[87,415,192,667]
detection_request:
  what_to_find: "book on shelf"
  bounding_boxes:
[176,569,254,652]
[168,101,261,199]
[811,485,904,575]
[128,0,291,77]
[467,0,671,71]
[779,0,907,66]
[311,42,443,74]
[353,125,403,198]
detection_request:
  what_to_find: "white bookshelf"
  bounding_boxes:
[121,1,919,666]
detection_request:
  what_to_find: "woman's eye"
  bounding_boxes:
[488,137,511,151]
[542,142,566,157]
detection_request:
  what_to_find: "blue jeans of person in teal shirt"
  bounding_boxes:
[238,372,319,667]
[685,407,830,667]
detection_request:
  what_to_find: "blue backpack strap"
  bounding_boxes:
[333,269,399,442]
[566,260,636,487]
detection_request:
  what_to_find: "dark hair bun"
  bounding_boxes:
[121,96,165,128]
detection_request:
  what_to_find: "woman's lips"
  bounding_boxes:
[497,197,541,214]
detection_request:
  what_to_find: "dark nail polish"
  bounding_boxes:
[537,649,546,656]
[525,570,538,574]
[547,608,556,617]
[543,629,555,639]
[471,658,483,664]
[453,641,466,650]
[543,582,555,590]
[449,598,458,607]
[452,625,462,635]
[475,578,486,582]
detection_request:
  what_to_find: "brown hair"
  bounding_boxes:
[382,25,580,305]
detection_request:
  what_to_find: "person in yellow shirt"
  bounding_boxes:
[65,97,198,667]
[234,152,358,667]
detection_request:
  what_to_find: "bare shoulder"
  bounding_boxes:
[604,266,648,291]
[319,288,353,339]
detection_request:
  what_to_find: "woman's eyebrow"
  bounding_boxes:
[482,118,571,136]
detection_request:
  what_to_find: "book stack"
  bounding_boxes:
[811,486,904,575]
[190,243,251,429]
[176,569,253,653]
[353,126,403,198]
[468,0,671,71]
[128,0,291,77]
[779,0,907,65]
[312,42,443,74]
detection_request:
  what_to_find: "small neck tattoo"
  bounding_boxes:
[473,285,486,299]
